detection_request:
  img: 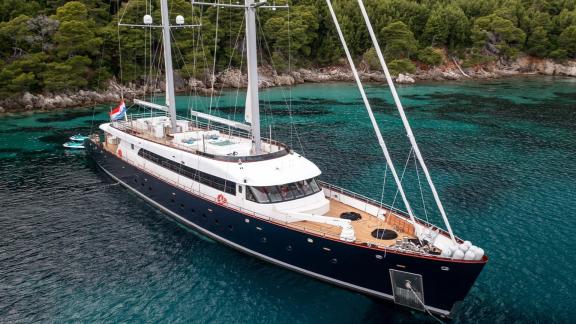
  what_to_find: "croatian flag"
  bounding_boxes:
[109,100,127,121]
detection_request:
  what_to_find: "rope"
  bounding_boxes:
[405,281,445,324]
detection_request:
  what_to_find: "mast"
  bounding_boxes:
[160,0,178,132]
[245,0,262,154]
[324,0,420,231]
[356,0,456,242]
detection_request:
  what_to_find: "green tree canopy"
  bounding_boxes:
[558,25,576,57]
[472,14,526,58]
[422,5,469,49]
[380,21,418,59]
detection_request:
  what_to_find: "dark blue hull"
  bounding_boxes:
[87,140,486,317]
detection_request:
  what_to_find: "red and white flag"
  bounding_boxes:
[109,100,127,121]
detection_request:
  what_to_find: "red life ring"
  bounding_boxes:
[117,149,123,157]
[217,194,227,205]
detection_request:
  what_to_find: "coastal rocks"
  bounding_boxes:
[396,74,415,84]
[2,56,576,113]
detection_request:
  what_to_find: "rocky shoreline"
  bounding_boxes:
[1,56,574,114]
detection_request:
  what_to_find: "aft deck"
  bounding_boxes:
[110,114,286,159]
[288,199,416,247]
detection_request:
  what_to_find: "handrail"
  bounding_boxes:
[93,139,456,256]
[112,113,292,162]
[318,180,457,242]
[317,180,408,216]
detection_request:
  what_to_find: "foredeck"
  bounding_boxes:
[288,199,416,247]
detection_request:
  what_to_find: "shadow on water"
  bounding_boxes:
[0,126,55,134]
[36,109,97,123]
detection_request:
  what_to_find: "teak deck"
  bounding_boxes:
[289,199,416,246]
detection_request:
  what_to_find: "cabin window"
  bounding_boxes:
[246,178,321,204]
[138,148,236,194]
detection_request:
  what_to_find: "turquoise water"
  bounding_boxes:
[1,77,575,322]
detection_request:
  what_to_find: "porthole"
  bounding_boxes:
[215,219,219,225]
[286,245,293,251]
[228,225,234,231]
[375,255,383,260]
[260,237,267,243]
[245,219,250,223]
[307,238,314,244]
[256,226,263,231]
[208,208,213,213]
[441,266,450,271]
[171,198,175,203]
[141,182,145,187]
[202,213,207,218]
[148,186,152,191]
[323,247,331,252]
[134,178,137,183]
[180,203,185,209]
[330,258,338,264]
[191,208,196,213]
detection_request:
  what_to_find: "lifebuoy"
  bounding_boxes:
[117,149,123,157]
[217,194,227,205]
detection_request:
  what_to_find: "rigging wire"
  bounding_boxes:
[208,0,221,118]
[116,0,128,100]
[415,151,430,223]
[255,8,305,154]
[390,147,413,211]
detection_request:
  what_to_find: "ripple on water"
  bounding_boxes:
[1,78,576,323]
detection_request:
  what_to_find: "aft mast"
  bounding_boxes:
[245,0,262,154]
[191,0,287,154]
[160,0,178,132]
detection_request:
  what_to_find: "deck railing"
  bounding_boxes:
[317,180,408,217]
[99,140,342,241]
[110,112,290,161]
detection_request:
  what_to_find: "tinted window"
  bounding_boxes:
[138,149,236,195]
[247,178,322,204]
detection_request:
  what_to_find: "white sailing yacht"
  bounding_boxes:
[87,0,487,317]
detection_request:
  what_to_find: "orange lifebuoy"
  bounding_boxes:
[117,149,122,157]
[217,194,227,205]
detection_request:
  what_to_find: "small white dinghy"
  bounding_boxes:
[69,134,90,142]
[63,141,85,149]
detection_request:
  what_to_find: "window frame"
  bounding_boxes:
[246,178,322,204]
[138,149,236,195]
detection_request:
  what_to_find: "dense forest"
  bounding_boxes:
[1,0,575,98]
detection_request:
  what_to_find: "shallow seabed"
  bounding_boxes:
[1,76,575,323]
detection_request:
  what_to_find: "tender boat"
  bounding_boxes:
[87,0,487,317]
[63,141,85,149]
[70,134,90,142]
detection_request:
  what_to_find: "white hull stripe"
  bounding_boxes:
[98,164,451,317]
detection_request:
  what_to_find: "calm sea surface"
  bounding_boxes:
[1,77,575,323]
